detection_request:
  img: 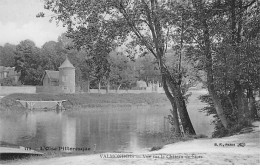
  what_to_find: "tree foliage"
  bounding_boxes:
[0,35,161,91]
[39,0,198,135]
[109,52,137,90]
[14,40,44,85]
[1,0,258,137]
[180,0,260,136]
[0,43,16,67]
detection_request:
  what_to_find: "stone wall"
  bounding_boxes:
[0,86,165,96]
[87,88,165,94]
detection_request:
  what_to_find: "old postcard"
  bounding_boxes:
[0,0,259,165]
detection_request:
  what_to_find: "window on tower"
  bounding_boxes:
[62,75,68,82]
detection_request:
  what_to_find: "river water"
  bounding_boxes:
[0,90,214,153]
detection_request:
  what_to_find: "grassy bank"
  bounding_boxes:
[0,92,169,112]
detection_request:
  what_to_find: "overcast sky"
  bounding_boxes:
[0,0,66,47]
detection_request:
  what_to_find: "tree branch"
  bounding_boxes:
[116,2,158,58]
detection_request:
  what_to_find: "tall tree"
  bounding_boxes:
[135,53,161,84]
[0,43,16,67]
[14,40,43,85]
[39,0,196,135]
[182,0,260,131]
[109,52,137,90]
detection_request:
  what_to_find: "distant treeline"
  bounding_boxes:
[0,33,197,91]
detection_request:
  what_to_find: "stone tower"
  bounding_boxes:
[59,57,75,93]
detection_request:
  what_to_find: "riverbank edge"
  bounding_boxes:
[0,132,209,164]
[2,121,259,165]
[0,92,170,113]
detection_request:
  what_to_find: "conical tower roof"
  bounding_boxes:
[59,57,75,69]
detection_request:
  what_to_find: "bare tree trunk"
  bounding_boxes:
[98,81,101,93]
[174,11,196,135]
[248,88,258,119]
[210,91,228,128]
[162,75,181,135]
[121,0,195,136]
[232,0,247,124]
[166,79,196,135]
[106,79,110,93]
[228,92,237,121]
[202,19,229,129]
[193,0,229,128]
[87,78,90,93]
[244,97,250,119]
[156,45,195,135]
[116,83,122,93]
[235,80,246,122]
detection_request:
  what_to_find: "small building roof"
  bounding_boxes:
[44,70,59,81]
[59,57,75,69]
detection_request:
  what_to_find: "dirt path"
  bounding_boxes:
[10,122,260,165]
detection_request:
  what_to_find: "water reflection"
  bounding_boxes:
[0,94,214,153]
[62,116,76,151]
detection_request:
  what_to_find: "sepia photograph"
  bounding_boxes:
[0,0,259,165]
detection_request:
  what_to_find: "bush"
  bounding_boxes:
[199,94,253,138]
[0,78,13,86]
[150,146,163,151]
